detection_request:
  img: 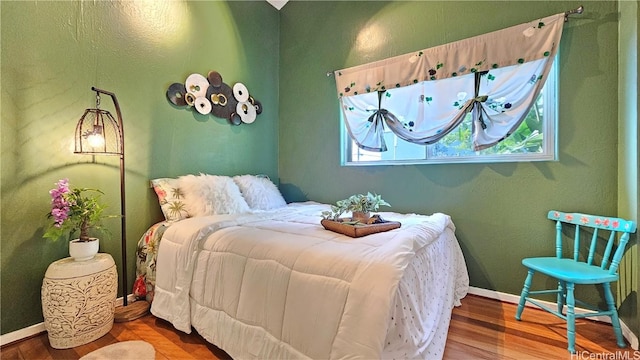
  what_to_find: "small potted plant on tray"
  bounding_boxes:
[44,178,113,261]
[322,192,390,223]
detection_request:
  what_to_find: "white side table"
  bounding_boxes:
[41,253,117,349]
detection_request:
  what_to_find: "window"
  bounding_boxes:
[335,13,566,166]
[343,62,557,166]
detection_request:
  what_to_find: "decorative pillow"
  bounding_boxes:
[150,178,189,222]
[233,175,287,210]
[178,174,250,216]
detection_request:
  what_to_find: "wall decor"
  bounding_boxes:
[166,71,262,125]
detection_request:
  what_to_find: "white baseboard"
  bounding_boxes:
[0,322,46,347]
[0,294,136,347]
[2,290,638,350]
[467,286,639,351]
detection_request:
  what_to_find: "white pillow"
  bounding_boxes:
[178,174,250,216]
[233,175,287,210]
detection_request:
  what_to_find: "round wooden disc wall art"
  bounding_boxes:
[166,71,263,125]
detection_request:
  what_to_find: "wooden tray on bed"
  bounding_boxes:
[321,218,401,238]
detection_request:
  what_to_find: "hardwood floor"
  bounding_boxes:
[2,294,636,359]
[446,295,636,359]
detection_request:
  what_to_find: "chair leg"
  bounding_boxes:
[557,280,565,314]
[516,269,534,321]
[603,283,626,348]
[566,283,576,353]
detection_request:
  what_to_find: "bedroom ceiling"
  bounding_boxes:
[267,0,288,10]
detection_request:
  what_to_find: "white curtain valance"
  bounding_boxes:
[335,13,565,152]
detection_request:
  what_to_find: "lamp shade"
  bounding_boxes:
[74,108,123,156]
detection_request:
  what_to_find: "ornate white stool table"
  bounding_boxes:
[41,253,117,349]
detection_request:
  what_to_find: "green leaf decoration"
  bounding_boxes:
[168,201,187,219]
[171,187,184,198]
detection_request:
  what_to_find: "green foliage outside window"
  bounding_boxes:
[430,94,545,158]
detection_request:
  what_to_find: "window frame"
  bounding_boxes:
[341,60,558,166]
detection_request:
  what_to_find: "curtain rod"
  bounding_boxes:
[326,5,584,77]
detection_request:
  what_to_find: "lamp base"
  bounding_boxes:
[114,300,150,323]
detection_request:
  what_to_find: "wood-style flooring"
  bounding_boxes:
[2,294,636,359]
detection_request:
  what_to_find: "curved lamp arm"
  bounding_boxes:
[88,87,128,307]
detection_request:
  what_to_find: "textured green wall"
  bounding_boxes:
[1,1,279,334]
[279,0,633,333]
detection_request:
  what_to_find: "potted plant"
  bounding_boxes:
[322,192,390,222]
[44,179,112,261]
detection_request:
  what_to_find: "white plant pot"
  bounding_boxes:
[69,238,99,261]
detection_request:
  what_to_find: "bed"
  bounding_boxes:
[134,174,469,359]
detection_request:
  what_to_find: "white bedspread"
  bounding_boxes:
[151,202,468,359]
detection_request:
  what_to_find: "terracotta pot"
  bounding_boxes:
[352,211,371,223]
[69,238,99,261]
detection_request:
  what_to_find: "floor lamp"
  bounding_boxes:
[74,87,149,322]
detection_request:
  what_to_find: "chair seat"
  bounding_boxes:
[522,257,618,285]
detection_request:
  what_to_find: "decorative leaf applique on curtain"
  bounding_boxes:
[335,13,564,152]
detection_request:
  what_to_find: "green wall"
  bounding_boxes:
[1,1,279,334]
[279,0,636,336]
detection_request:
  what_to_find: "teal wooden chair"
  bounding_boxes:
[515,210,637,353]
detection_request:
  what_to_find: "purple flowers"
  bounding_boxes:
[49,179,72,227]
[44,179,109,241]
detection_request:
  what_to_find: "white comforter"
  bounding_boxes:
[151,202,468,359]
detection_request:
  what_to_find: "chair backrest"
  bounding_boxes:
[548,211,637,274]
